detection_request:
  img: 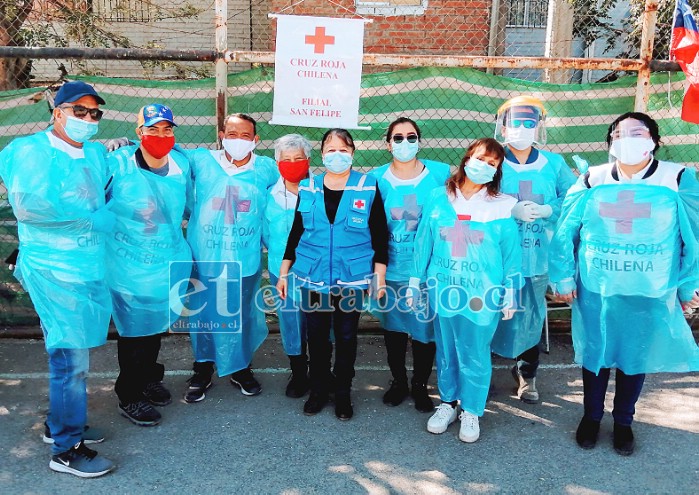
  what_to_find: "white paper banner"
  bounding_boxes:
[271,15,365,129]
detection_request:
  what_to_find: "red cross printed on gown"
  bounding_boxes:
[517,180,544,203]
[133,198,167,234]
[439,220,485,257]
[353,199,366,210]
[305,26,335,54]
[598,190,652,234]
[390,194,422,232]
[211,185,251,225]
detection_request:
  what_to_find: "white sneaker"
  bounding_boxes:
[458,411,480,443]
[427,403,457,434]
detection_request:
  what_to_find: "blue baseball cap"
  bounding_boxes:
[54,81,105,107]
[137,104,177,128]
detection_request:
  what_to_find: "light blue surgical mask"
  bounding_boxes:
[465,157,497,184]
[63,115,99,143]
[391,140,419,162]
[323,151,353,174]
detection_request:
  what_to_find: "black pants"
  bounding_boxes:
[517,345,540,379]
[384,330,436,386]
[303,289,362,395]
[115,333,165,404]
[582,367,646,426]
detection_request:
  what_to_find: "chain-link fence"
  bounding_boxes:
[0,0,696,326]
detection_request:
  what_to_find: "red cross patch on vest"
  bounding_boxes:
[353,198,367,211]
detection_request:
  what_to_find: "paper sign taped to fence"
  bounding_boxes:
[271,15,365,129]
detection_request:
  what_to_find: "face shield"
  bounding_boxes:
[608,121,655,167]
[495,96,547,150]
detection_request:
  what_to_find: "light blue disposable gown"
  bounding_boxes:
[262,177,305,356]
[105,145,193,337]
[549,161,699,375]
[0,131,111,349]
[367,160,450,343]
[412,187,521,416]
[185,150,278,376]
[492,149,576,358]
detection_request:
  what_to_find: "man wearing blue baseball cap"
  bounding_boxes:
[0,80,115,477]
[106,104,193,427]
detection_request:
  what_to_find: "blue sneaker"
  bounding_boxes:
[49,441,114,478]
[43,422,105,445]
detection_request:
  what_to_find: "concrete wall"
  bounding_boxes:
[32,0,254,80]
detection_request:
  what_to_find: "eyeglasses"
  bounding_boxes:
[510,119,538,129]
[611,125,650,140]
[60,105,104,121]
[391,133,418,144]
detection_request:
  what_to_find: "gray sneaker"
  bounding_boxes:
[49,441,114,478]
[511,365,539,404]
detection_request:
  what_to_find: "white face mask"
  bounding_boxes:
[609,137,655,165]
[505,126,537,150]
[222,138,256,161]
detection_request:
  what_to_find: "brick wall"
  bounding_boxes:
[30,0,492,80]
[268,0,491,55]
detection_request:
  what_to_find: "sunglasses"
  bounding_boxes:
[391,133,418,144]
[60,105,104,121]
[510,119,537,129]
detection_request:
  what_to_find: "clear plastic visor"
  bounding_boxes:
[495,106,546,146]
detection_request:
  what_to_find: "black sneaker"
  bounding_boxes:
[575,416,600,449]
[303,391,329,416]
[285,372,310,399]
[143,381,172,406]
[335,392,354,421]
[230,368,262,396]
[383,380,409,407]
[411,382,435,413]
[118,400,162,426]
[43,422,105,445]
[184,372,213,403]
[49,441,114,478]
[613,423,635,456]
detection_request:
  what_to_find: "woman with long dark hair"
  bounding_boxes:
[368,117,450,413]
[411,138,522,443]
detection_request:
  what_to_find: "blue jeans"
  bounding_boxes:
[582,367,646,426]
[45,346,90,455]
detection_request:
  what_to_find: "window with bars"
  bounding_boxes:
[507,0,549,28]
[92,0,155,23]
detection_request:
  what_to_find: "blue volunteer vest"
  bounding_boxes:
[292,170,377,292]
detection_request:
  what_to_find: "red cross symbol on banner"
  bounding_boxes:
[598,190,652,234]
[305,26,335,54]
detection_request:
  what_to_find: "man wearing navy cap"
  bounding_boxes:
[106,104,192,427]
[0,80,115,477]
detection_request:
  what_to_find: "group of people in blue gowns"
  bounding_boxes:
[0,80,697,478]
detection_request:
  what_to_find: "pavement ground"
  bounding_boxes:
[0,333,697,495]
